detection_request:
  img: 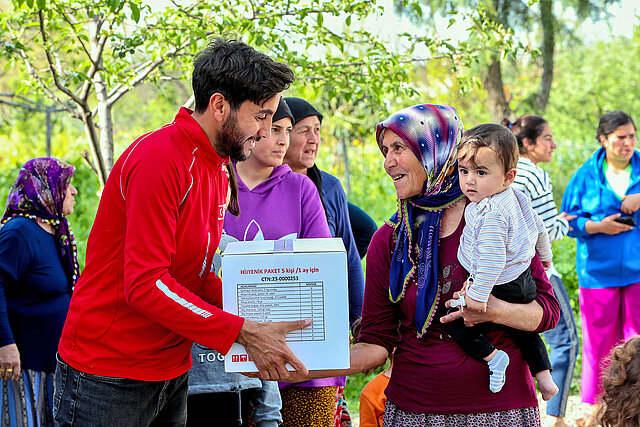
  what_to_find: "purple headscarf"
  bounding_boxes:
[1,157,79,285]
[377,104,464,337]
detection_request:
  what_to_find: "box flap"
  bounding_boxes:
[223,237,345,256]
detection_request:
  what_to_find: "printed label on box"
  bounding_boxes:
[222,238,350,372]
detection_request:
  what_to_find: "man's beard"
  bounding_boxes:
[217,110,254,162]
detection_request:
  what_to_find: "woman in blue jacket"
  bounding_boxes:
[561,110,640,427]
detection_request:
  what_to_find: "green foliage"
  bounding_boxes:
[0,0,532,189]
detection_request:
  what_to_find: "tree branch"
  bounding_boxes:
[56,4,93,61]
[3,14,82,119]
[80,12,111,103]
[37,10,83,106]
[105,36,206,107]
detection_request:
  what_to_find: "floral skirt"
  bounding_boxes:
[0,370,54,427]
[382,400,541,427]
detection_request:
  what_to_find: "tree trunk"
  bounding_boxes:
[88,15,111,186]
[483,55,513,123]
[95,74,114,175]
[536,0,554,113]
[79,106,108,187]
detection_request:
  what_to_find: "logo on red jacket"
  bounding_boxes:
[218,204,225,220]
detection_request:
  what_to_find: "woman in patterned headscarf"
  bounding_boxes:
[281,104,560,426]
[0,157,78,427]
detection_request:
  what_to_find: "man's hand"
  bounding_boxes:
[542,260,552,270]
[235,318,311,381]
[621,193,640,214]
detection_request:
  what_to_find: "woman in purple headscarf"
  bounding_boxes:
[278,104,560,426]
[0,157,78,427]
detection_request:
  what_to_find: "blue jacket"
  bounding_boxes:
[561,147,640,288]
[321,171,364,325]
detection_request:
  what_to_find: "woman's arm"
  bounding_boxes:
[440,254,560,333]
[250,342,389,383]
[248,226,395,383]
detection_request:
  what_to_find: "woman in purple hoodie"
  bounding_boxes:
[224,98,340,426]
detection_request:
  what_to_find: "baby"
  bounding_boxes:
[448,123,558,401]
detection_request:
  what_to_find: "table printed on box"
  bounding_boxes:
[222,238,350,372]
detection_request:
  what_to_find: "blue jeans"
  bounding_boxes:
[53,354,188,426]
[542,275,579,417]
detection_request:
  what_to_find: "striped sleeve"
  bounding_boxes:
[466,212,508,303]
[513,160,569,241]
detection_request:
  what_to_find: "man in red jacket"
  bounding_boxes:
[54,39,309,427]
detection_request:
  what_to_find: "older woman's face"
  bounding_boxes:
[600,122,637,166]
[381,130,426,199]
[62,184,77,216]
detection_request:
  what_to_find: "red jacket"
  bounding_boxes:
[59,108,244,381]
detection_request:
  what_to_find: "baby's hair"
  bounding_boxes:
[599,336,640,427]
[457,123,518,174]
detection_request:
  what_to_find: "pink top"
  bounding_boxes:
[359,215,559,414]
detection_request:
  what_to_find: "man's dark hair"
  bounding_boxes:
[597,110,636,143]
[192,39,295,113]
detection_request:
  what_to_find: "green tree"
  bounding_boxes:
[1,0,529,186]
[395,0,619,122]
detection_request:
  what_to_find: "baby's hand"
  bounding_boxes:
[542,260,552,270]
[465,296,487,313]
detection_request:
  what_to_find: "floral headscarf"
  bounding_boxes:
[1,157,79,285]
[377,104,464,337]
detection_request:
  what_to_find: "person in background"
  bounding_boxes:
[0,157,78,426]
[359,355,393,427]
[347,201,378,259]
[355,317,394,427]
[598,336,640,427]
[54,39,309,427]
[282,97,364,327]
[188,232,282,427]
[282,97,364,426]
[223,97,336,427]
[508,115,579,427]
[561,110,640,427]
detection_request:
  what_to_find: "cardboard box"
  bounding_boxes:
[221,238,350,373]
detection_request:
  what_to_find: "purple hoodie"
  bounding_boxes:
[224,164,330,241]
[224,164,344,388]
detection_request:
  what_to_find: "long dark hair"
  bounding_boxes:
[599,337,640,427]
[502,116,548,155]
[225,163,240,217]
